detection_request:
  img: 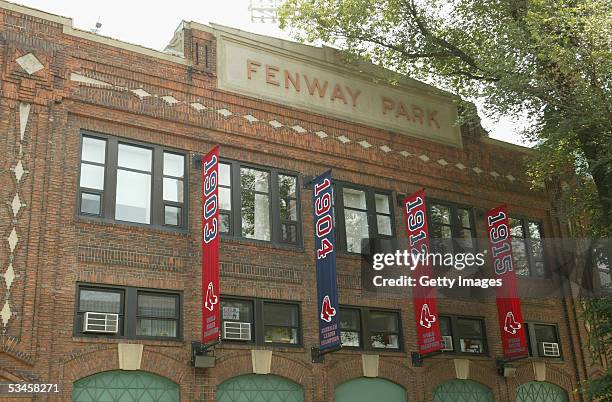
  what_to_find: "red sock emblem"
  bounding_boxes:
[204,282,218,312]
[504,311,522,334]
[419,303,436,328]
[320,295,336,322]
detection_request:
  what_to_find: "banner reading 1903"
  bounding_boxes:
[312,171,341,351]
[403,189,442,355]
[201,146,220,345]
[485,204,528,360]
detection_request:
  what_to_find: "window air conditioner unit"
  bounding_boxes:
[223,321,251,341]
[83,312,119,334]
[441,335,454,351]
[540,342,560,357]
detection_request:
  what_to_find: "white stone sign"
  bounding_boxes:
[217,35,462,147]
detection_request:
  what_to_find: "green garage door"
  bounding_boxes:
[433,380,493,402]
[335,378,406,402]
[217,374,304,402]
[516,382,568,402]
[73,370,179,402]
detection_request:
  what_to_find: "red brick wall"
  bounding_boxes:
[0,4,590,401]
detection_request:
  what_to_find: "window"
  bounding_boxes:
[77,288,124,334]
[218,161,302,245]
[428,202,476,255]
[343,188,369,253]
[369,311,400,349]
[334,183,394,254]
[221,299,254,342]
[439,316,453,351]
[220,298,301,346]
[509,217,545,277]
[78,133,187,228]
[241,167,271,240]
[219,162,232,233]
[279,175,299,243]
[339,306,401,351]
[79,137,107,216]
[162,152,185,226]
[340,308,361,347]
[375,193,393,236]
[75,284,181,340]
[136,292,179,338]
[525,322,562,359]
[115,144,152,224]
[525,322,561,358]
[439,316,488,355]
[263,302,299,344]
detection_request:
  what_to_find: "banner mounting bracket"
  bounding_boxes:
[191,340,220,367]
[311,346,342,363]
[411,350,443,367]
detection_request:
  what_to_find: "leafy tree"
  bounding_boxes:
[279,0,611,230]
[279,0,611,399]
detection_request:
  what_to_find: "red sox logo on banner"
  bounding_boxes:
[403,189,442,355]
[204,282,218,312]
[485,204,528,359]
[504,311,522,335]
[201,146,220,345]
[320,295,337,322]
[419,303,436,329]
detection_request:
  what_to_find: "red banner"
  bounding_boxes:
[201,146,220,344]
[485,204,528,359]
[403,189,442,355]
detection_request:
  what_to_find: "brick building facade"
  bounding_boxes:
[0,1,604,401]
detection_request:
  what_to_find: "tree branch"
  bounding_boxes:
[402,0,496,77]
[448,70,500,82]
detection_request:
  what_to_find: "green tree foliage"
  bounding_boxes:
[279,0,611,230]
[581,297,612,400]
[280,1,611,399]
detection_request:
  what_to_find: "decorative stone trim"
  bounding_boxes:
[361,354,379,378]
[251,349,272,374]
[16,53,44,75]
[533,361,546,381]
[2,92,33,329]
[68,72,527,185]
[454,358,470,380]
[118,343,144,370]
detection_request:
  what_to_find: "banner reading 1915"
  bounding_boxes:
[312,170,341,351]
[485,204,528,359]
[403,189,442,355]
[201,146,220,344]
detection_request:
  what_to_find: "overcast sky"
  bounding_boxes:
[14,0,530,146]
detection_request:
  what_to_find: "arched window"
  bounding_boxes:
[516,381,568,402]
[335,378,406,402]
[217,374,304,402]
[73,370,179,402]
[433,379,493,402]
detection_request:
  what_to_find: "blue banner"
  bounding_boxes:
[312,171,341,351]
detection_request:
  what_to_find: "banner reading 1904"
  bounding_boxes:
[485,204,528,360]
[312,171,341,351]
[201,146,220,345]
[403,189,442,355]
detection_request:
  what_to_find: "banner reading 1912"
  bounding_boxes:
[312,171,341,351]
[403,189,442,355]
[201,146,220,345]
[485,204,528,359]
